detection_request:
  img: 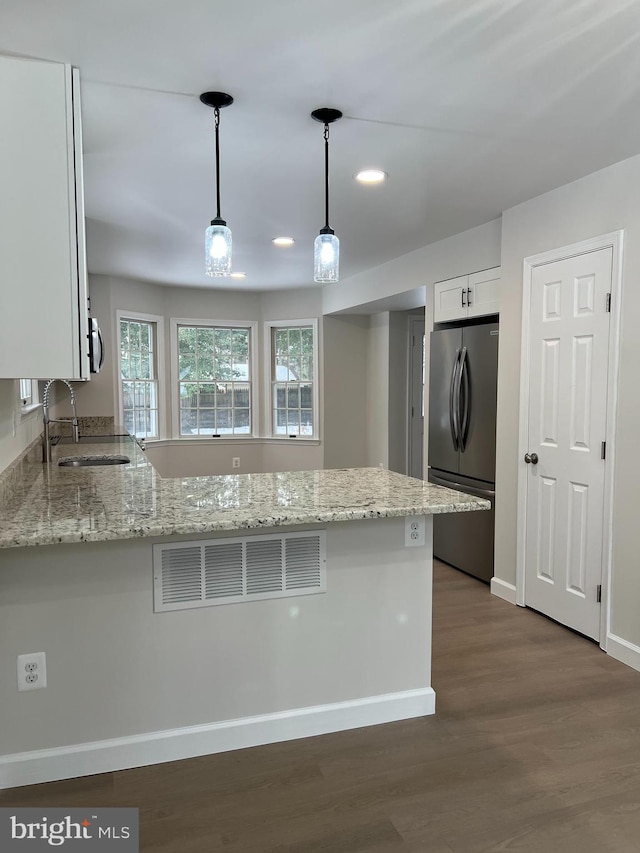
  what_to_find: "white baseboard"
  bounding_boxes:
[490,576,517,605]
[606,633,640,673]
[0,687,435,790]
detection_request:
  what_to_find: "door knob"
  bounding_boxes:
[524,452,539,465]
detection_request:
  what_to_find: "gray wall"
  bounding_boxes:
[0,519,431,755]
[495,152,640,649]
[322,314,369,469]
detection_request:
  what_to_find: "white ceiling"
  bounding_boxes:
[2,0,640,290]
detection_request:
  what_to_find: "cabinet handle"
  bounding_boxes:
[467,287,472,306]
[461,289,466,307]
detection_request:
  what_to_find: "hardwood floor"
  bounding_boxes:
[3,560,640,852]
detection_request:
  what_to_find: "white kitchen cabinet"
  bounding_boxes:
[0,55,89,380]
[433,267,501,323]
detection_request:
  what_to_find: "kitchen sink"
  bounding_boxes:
[58,455,130,467]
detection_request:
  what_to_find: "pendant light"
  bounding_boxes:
[200,91,234,277]
[311,107,342,283]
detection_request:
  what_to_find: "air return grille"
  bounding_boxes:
[153,531,326,612]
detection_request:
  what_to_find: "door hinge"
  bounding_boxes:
[606,292,611,312]
[597,584,602,603]
[601,441,606,460]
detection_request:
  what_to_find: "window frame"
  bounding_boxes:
[170,317,259,440]
[116,310,165,440]
[18,379,40,415]
[264,318,319,440]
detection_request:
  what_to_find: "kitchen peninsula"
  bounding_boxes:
[0,438,488,789]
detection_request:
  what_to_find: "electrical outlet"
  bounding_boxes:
[405,516,426,547]
[17,652,47,692]
[232,457,240,469]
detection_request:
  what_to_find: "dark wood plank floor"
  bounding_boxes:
[4,561,640,852]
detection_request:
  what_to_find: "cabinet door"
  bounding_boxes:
[467,267,500,318]
[0,56,88,380]
[433,275,469,323]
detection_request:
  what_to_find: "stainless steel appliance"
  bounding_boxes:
[428,321,498,582]
[88,317,105,374]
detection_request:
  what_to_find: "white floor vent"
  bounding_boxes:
[153,531,326,612]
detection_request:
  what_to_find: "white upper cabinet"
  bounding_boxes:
[0,55,89,380]
[433,267,501,323]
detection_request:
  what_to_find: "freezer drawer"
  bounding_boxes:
[429,469,495,583]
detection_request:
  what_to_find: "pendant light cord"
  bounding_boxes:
[324,123,330,230]
[214,107,222,220]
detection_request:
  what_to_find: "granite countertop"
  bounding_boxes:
[0,436,490,549]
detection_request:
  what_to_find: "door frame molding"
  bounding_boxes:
[516,231,624,650]
[407,313,426,478]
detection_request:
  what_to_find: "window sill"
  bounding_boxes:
[20,403,42,418]
[146,436,320,448]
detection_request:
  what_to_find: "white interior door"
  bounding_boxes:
[524,247,612,640]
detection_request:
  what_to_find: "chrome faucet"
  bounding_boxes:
[42,379,79,463]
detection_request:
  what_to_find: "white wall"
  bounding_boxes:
[495,152,640,649]
[322,219,502,315]
[0,519,431,760]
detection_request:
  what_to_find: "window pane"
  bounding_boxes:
[129,323,140,348]
[216,383,232,407]
[233,383,250,408]
[287,386,299,408]
[198,355,214,380]
[232,329,249,362]
[275,384,286,407]
[140,323,149,348]
[300,357,313,381]
[123,410,135,434]
[301,327,313,353]
[179,354,196,380]
[196,327,214,352]
[179,328,196,354]
[121,354,130,379]
[197,384,215,407]
[300,410,313,435]
[198,409,216,432]
[300,383,312,407]
[216,408,232,431]
[182,409,198,434]
[275,410,288,433]
[274,329,288,360]
[122,381,134,410]
[234,409,250,432]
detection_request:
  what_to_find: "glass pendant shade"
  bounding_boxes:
[314,231,339,283]
[205,221,232,277]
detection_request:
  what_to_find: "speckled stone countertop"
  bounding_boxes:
[0,436,490,549]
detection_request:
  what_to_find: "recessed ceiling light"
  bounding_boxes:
[272,237,295,247]
[355,169,387,185]
[230,272,247,279]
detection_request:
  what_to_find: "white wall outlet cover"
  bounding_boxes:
[17,651,47,691]
[232,457,240,468]
[405,516,426,547]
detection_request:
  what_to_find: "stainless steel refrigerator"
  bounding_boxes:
[427,321,498,582]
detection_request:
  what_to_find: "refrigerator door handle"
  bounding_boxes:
[459,347,470,451]
[449,348,461,450]
[429,472,495,500]
[454,346,465,451]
